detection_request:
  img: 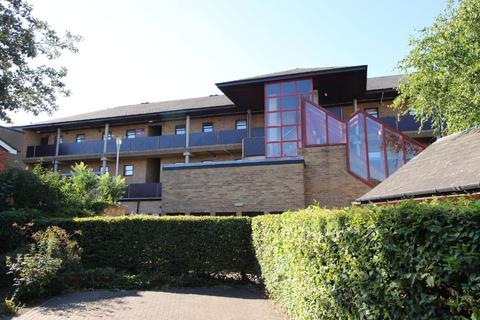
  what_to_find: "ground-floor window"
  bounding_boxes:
[123,164,134,176]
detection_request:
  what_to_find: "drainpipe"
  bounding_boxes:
[101,123,109,173]
[353,99,358,112]
[53,127,61,171]
[247,109,252,138]
[184,114,191,163]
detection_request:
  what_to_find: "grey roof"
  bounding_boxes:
[228,67,345,82]
[25,95,233,127]
[358,127,480,203]
[366,75,403,91]
[24,68,402,128]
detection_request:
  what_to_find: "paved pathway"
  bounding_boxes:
[14,287,287,320]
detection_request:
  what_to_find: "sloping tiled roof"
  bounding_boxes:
[357,127,480,203]
[27,95,234,126]
[366,75,403,91]
[24,68,403,128]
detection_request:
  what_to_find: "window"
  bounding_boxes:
[99,166,109,174]
[123,164,134,176]
[126,128,145,139]
[136,128,145,137]
[202,122,213,133]
[175,125,186,135]
[365,108,379,118]
[76,134,85,143]
[236,119,247,130]
[54,135,63,144]
[101,132,112,140]
[265,78,313,158]
[126,129,136,139]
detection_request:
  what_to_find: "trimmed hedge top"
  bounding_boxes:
[252,200,480,319]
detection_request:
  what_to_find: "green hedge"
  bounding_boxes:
[252,201,480,319]
[0,210,43,254]
[36,215,256,275]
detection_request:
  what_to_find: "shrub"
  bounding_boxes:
[0,167,64,212]
[0,163,126,216]
[252,200,480,319]
[97,173,126,204]
[37,215,256,276]
[6,226,81,302]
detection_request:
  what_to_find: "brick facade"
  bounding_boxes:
[161,161,305,215]
[302,145,372,208]
[120,200,162,215]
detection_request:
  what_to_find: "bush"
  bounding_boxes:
[0,167,64,212]
[6,226,81,302]
[252,200,480,319]
[37,215,256,276]
[0,163,126,216]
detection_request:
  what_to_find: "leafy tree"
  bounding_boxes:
[393,0,480,135]
[63,162,99,214]
[0,0,81,122]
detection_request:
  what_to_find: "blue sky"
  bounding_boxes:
[10,0,447,125]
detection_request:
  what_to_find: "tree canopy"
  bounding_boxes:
[394,0,480,136]
[0,0,80,122]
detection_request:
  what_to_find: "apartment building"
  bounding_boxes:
[20,66,433,215]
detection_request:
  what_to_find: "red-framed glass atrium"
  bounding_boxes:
[263,80,425,185]
[264,78,313,158]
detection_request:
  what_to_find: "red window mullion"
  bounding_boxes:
[381,125,389,178]
[363,112,371,182]
[401,135,407,164]
[279,81,283,157]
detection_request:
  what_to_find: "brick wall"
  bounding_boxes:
[161,160,305,215]
[120,200,162,215]
[302,145,371,208]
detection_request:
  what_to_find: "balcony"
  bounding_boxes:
[122,183,162,200]
[25,128,265,158]
[243,137,265,157]
[379,114,432,132]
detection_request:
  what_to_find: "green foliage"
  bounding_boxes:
[0,0,81,122]
[0,163,126,215]
[0,167,63,212]
[252,200,480,319]
[96,172,126,204]
[36,215,256,276]
[6,226,81,302]
[62,162,101,214]
[394,0,480,135]
[0,209,42,254]
[2,297,19,315]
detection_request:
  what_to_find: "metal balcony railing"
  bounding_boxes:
[378,114,432,132]
[26,128,264,158]
[122,183,162,199]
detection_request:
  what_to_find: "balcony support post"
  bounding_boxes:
[53,127,61,171]
[184,114,191,163]
[353,98,358,112]
[101,123,109,173]
[247,109,252,138]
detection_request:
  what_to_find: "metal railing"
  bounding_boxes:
[122,183,162,199]
[26,128,265,158]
